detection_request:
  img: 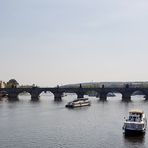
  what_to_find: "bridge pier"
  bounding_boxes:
[96,92,99,98]
[76,92,84,99]
[76,84,85,99]
[30,90,40,101]
[7,92,19,101]
[53,92,62,101]
[31,94,40,101]
[122,93,131,102]
[99,92,107,101]
[144,94,148,101]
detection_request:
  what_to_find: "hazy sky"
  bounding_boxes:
[1,0,148,86]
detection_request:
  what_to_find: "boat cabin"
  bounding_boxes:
[128,110,143,122]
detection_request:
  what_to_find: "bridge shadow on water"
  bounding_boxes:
[97,99,109,104]
[51,99,63,105]
[7,98,19,103]
[29,100,41,104]
[120,100,132,105]
[4,97,41,104]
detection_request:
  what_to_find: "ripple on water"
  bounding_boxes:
[0,95,147,148]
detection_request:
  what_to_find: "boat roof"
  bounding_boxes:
[73,98,88,102]
[129,109,144,114]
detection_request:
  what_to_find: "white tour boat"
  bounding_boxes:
[65,98,91,108]
[123,109,147,135]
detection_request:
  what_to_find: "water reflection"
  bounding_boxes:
[97,99,108,104]
[8,99,19,103]
[66,106,90,111]
[0,95,148,148]
[30,100,40,103]
[123,134,145,148]
[51,100,63,105]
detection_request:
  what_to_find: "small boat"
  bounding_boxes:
[65,98,91,108]
[123,109,147,135]
[107,92,116,97]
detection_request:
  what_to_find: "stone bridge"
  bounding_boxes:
[0,84,148,101]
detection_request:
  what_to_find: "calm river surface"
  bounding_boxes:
[0,94,148,148]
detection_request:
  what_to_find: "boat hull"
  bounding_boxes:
[65,102,90,108]
[124,129,146,135]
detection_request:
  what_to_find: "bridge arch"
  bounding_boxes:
[130,90,146,101]
[99,91,123,101]
[18,91,31,101]
[39,91,54,101]
[106,92,122,101]
[96,89,123,101]
[62,92,77,97]
[85,90,98,97]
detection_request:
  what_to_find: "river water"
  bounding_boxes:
[0,94,148,148]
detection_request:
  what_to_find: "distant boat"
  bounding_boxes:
[123,109,147,135]
[65,98,91,108]
[107,92,116,97]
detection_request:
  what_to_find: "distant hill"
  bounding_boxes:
[61,81,148,88]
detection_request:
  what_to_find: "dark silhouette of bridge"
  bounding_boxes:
[0,84,148,101]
